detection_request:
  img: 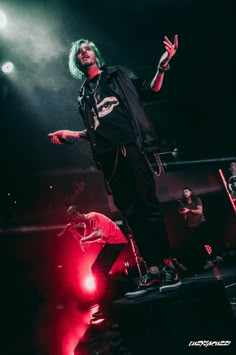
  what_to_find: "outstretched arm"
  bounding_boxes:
[151,34,178,92]
[81,229,104,243]
[48,129,87,144]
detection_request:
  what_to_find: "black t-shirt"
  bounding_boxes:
[183,197,206,228]
[87,71,135,154]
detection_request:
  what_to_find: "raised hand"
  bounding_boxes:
[159,34,179,67]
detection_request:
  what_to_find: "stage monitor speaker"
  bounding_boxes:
[112,279,235,355]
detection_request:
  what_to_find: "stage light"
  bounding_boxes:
[2,62,14,74]
[83,275,96,292]
[0,10,7,29]
[204,244,212,255]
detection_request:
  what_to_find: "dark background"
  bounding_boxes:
[0,0,235,174]
[0,0,235,239]
[0,1,235,353]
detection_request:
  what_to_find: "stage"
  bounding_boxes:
[75,255,236,355]
[0,2,235,354]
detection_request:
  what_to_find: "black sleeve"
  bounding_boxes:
[132,77,164,102]
[195,197,203,207]
[119,65,163,102]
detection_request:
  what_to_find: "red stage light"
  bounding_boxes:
[204,244,212,255]
[83,275,96,292]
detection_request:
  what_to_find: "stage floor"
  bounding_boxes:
[75,256,236,355]
[1,253,235,355]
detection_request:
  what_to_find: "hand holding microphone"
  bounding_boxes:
[57,222,85,237]
[57,223,73,237]
[48,130,80,145]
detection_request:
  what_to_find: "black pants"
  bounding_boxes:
[91,243,125,310]
[98,144,170,266]
[187,222,214,268]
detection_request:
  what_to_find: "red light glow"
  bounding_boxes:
[83,275,96,292]
[204,244,212,255]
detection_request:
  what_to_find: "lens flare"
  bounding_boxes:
[2,62,14,74]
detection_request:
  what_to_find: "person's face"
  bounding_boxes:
[183,189,192,199]
[77,43,97,69]
[67,210,83,224]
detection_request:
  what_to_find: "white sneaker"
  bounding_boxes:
[125,272,161,298]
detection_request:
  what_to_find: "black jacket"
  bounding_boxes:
[78,65,162,163]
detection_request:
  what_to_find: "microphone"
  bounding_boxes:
[58,137,74,144]
[57,223,73,237]
[57,222,85,237]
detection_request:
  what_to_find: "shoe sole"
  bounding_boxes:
[125,289,147,298]
[125,286,159,299]
[159,281,182,293]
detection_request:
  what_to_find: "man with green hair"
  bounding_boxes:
[49,35,181,298]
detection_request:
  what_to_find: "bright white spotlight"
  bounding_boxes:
[2,62,14,74]
[83,275,96,292]
[0,10,7,29]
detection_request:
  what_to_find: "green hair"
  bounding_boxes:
[68,38,106,80]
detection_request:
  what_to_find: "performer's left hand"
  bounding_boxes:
[159,34,178,66]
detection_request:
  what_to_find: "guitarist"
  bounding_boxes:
[66,205,128,319]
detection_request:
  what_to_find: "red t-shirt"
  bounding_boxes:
[84,212,128,245]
